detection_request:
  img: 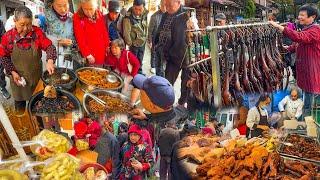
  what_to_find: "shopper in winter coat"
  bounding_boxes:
[117,122,129,148]
[170,122,199,180]
[269,4,320,116]
[106,39,140,77]
[73,0,110,66]
[120,124,153,180]
[0,19,10,100]
[105,0,124,41]
[158,121,180,180]
[155,0,190,107]
[106,38,140,96]
[45,0,83,69]
[148,0,166,75]
[139,125,153,148]
[122,0,148,74]
[80,117,102,148]
[129,75,180,146]
[95,120,121,179]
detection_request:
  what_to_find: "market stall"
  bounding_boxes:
[0,63,134,178]
[175,128,320,179]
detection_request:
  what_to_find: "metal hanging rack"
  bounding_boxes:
[206,22,271,107]
[185,22,273,107]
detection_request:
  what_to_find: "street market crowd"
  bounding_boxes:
[0,0,319,179]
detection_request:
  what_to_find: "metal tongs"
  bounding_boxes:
[84,90,107,107]
[278,141,293,147]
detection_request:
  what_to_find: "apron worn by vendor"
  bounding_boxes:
[249,106,269,138]
[10,39,41,101]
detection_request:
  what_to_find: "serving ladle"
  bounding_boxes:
[61,67,70,81]
[106,74,118,83]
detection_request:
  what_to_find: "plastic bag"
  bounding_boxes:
[41,153,82,180]
[75,139,89,151]
[31,130,71,159]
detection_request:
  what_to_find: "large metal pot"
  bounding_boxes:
[83,89,131,117]
[42,68,78,92]
[75,67,123,92]
[28,88,83,129]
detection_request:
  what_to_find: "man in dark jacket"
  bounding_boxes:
[158,121,179,180]
[148,0,166,76]
[123,0,148,74]
[170,122,199,180]
[0,19,10,99]
[95,120,121,179]
[105,0,123,41]
[155,0,190,107]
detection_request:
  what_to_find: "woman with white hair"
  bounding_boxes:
[73,0,110,66]
[0,6,56,114]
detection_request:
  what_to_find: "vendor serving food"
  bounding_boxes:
[0,6,56,114]
[246,94,271,138]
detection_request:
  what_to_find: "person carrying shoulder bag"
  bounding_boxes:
[106,39,141,97]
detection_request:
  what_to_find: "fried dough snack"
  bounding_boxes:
[78,69,120,89]
[88,94,132,114]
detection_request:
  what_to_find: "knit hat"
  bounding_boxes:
[74,121,88,138]
[108,0,120,13]
[128,124,142,136]
[132,75,175,109]
[133,0,145,6]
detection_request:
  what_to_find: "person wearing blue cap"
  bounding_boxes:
[130,74,181,179]
[130,74,176,122]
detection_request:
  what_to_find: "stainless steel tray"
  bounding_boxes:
[277,133,320,165]
[83,89,132,116]
[75,67,124,91]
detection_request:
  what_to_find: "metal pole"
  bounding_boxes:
[206,22,271,30]
[186,22,271,32]
[209,29,221,108]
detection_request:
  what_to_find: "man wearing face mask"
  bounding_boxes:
[246,94,271,138]
[122,0,148,74]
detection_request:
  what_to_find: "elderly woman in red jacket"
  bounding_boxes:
[106,39,140,96]
[73,0,110,66]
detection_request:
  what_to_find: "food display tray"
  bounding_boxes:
[277,133,320,165]
[76,67,124,92]
[83,89,132,116]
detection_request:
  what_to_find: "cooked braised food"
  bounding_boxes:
[32,96,75,113]
[88,94,132,114]
[195,145,320,179]
[280,134,320,161]
[44,70,72,85]
[78,69,120,89]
